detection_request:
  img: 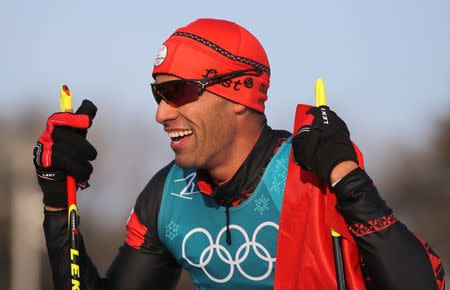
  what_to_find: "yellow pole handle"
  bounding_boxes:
[60,85,73,113]
[315,79,328,107]
[331,229,341,237]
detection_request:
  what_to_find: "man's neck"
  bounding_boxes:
[195,125,290,207]
[208,125,265,184]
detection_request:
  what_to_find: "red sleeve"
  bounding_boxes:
[123,161,175,256]
[125,210,148,249]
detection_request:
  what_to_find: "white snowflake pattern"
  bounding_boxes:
[269,156,288,194]
[165,221,179,241]
[255,195,270,215]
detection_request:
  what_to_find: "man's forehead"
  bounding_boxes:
[154,74,181,84]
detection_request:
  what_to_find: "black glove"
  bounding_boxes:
[292,106,357,187]
[33,100,97,207]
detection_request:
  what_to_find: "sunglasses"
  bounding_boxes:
[151,68,262,107]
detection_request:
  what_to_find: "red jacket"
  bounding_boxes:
[274,104,445,290]
[275,104,366,289]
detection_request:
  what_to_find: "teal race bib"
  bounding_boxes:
[158,137,292,289]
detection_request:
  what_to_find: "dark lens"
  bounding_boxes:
[151,84,163,104]
[152,80,201,107]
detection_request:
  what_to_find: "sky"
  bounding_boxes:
[2,0,449,133]
[1,0,449,224]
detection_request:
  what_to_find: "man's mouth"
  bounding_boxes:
[167,129,194,142]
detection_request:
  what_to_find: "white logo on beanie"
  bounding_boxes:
[154,44,167,66]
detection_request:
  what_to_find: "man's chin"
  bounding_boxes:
[174,155,196,169]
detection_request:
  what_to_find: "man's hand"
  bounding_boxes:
[33,100,97,209]
[292,106,358,187]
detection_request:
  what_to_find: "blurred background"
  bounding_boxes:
[1,0,449,289]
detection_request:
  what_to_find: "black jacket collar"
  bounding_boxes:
[197,125,291,206]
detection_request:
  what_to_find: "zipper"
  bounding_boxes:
[225,203,232,245]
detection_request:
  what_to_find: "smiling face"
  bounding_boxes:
[155,75,240,171]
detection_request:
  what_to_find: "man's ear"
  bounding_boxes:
[233,102,247,114]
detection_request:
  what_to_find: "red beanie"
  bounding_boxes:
[152,18,270,113]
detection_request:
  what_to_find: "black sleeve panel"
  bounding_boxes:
[43,161,181,290]
[334,168,440,290]
[132,161,175,254]
[44,209,104,290]
[334,168,392,224]
[104,244,181,290]
[104,161,181,290]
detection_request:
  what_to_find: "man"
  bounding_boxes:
[34,18,445,290]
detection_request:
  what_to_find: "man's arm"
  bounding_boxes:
[292,106,445,290]
[34,101,181,289]
[334,166,445,290]
[43,163,181,290]
[105,161,181,289]
[43,212,181,290]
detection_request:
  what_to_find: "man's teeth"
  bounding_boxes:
[168,130,193,138]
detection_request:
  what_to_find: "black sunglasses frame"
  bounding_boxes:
[151,67,262,107]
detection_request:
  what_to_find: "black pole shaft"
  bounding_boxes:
[332,235,347,290]
[69,208,81,289]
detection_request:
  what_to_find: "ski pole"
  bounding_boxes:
[315,79,347,290]
[60,85,81,290]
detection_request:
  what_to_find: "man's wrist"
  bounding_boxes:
[330,160,359,184]
[44,206,67,212]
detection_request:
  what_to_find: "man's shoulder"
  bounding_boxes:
[127,161,177,254]
[134,161,175,224]
[145,161,175,192]
[273,129,292,139]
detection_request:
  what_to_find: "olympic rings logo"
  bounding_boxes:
[182,221,278,283]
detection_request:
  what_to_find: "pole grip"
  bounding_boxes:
[60,85,81,290]
[315,79,347,289]
[315,79,328,107]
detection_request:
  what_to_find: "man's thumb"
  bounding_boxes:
[76,99,97,122]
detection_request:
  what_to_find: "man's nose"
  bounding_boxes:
[155,100,178,124]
